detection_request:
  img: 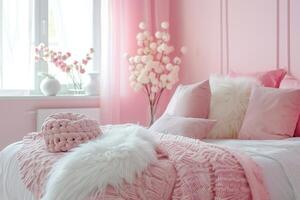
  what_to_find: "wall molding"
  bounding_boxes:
[287,0,291,73]
[276,0,280,68]
[219,0,224,74]
[225,0,229,74]
[221,0,287,73]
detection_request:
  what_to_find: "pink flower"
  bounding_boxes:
[80,68,86,74]
[82,59,88,65]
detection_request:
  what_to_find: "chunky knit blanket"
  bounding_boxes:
[17,126,269,200]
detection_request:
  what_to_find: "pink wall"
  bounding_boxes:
[0,97,99,150]
[170,0,300,83]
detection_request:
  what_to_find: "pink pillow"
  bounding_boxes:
[239,86,300,140]
[150,114,216,139]
[280,75,300,137]
[229,69,287,88]
[165,80,211,118]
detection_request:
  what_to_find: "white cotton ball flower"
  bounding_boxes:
[173,57,181,65]
[172,65,180,72]
[180,46,188,54]
[136,63,144,71]
[165,46,174,55]
[151,86,159,93]
[134,56,141,63]
[166,83,173,90]
[166,63,173,71]
[141,56,148,63]
[146,55,153,62]
[136,32,145,41]
[160,74,168,82]
[150,42,157,50]
[162,56,170,64]
[154,66,163,74]
[134,82,143,92]
[145,64,152,71]
[157,46,163,53]
[161,21,169,29]
[138,75,150,84]
[162,32,170,42]
[143,47,151,54]
[155,31,162,39]
[129,57,135,64]
[139,22,146,30]
[160,43,168,51]
[129,74,136,81]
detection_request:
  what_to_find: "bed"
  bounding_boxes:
[1,71,300,200]
[1,137,300,200]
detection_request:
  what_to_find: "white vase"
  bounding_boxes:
[40,77,61,96]
[84,72,100,95]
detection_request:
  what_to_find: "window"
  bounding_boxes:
[0,0,99,95]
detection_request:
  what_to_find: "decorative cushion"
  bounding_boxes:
[150,114,216,139]
[208,75,259,139]
[165,80,211,118]
[229,68,287,88]
[280,75,300,137]
[239,86,300,139]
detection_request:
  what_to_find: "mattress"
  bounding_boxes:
[1,139,300,200]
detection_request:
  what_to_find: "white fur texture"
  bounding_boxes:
[42,125,158,200]
[208,75,259,139]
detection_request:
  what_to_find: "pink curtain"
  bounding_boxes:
[100,0,171,125]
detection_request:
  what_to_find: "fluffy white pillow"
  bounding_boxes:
[207,75,259,139]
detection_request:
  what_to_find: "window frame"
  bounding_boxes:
[0,0,100,96]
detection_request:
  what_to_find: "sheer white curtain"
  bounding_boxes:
[48,0,93,84]
[99,0,171,125]
[1,0,34,90]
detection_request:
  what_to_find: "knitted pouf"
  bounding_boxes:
[41,113,101,152]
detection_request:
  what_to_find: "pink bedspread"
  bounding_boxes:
[17,131,269,200]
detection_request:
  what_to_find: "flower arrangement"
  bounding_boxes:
[125,21,186,125]
[35,43,94,92]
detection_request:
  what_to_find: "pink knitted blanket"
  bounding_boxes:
[41,113,102,152]
[17,130,269,200]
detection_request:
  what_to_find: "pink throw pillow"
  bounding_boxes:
[280,75,300,137]
[150,114,216,139]
[165,80,211,118]
[239,86,300,140]
[229,69,287,88]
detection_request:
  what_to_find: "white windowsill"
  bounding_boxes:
[0,95,99,100]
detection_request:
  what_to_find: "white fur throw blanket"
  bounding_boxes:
[42,125,158,200]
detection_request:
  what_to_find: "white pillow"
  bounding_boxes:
[207,75,259,139]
